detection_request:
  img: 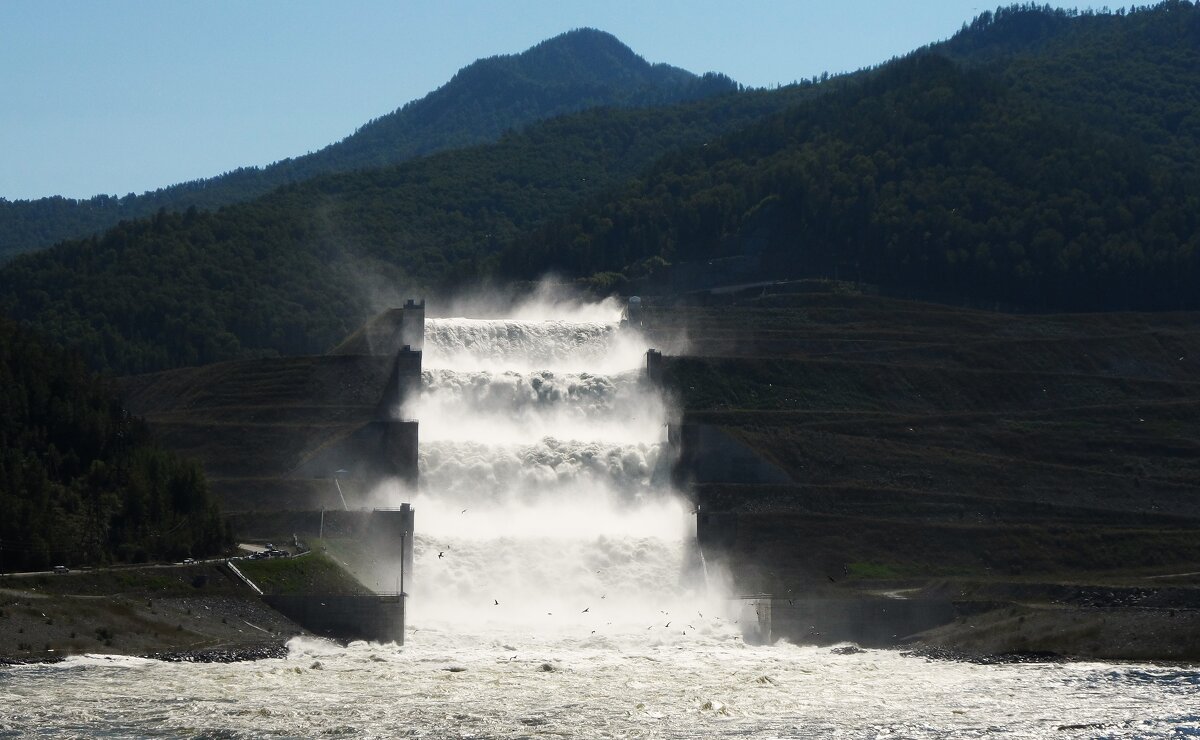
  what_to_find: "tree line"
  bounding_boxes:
[0,318,229,571]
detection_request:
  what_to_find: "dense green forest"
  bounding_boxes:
[0,86,816,375]
[2,3,1199,375]
[499,51,1200,310]
[940,2,1200,172]
[0,319,229,571]
[0,29,735,262]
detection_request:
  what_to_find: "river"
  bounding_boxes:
[2,297,1197,738]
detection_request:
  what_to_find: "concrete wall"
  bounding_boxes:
[747,596,957,648]
[293,420,418,483]
[670,423,792,486]
[646,349,663,385]
[377,347,423,419]
[368,506,415,587]
[696,507,738,551]
[400,299,425,351]
[265,593,405,644]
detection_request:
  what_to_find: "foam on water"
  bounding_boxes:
[405,369,665,443]
[418,439,666,500]
[390,305,708,642]
[3,640,1197,737]
[6,298,1196,735]
[423,318,650,373]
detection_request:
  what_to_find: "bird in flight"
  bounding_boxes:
[582,607,589,613]
[438,551,445,559]
[494,599,499,606]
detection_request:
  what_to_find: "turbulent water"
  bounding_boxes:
[3,639,1198,737]
[399,303,693,633]
[3,299,1198,737]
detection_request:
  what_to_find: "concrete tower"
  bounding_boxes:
[401,299,425,351]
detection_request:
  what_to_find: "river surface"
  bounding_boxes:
[2,298,1198,737]
[2,636,1198,737]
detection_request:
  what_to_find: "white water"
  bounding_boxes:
[3,298,1198,736]
[395,303,709,636]
[3,639,1197,737]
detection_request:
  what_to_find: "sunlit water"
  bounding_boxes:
[3,299,1198,737]
[3,638,1198,737]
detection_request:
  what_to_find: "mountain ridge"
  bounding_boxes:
[4,3,1200,375]
[0,28,735,261]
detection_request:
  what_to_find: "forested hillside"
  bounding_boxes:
[939,3,1200,172]
[0,28,735,261]
[499,50,1200,310]
[2,3,1198,375]
[0,86,815,375]
[0,319,229,571]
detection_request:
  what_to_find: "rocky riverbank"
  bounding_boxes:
[0,563,304,664]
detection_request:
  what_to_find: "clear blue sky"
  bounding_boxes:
[0,0,1090,201]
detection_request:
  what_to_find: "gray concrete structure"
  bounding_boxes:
[368,505,415,589]
[645,349,663,385]
[293,420,418,484]
[264,593,405,644]
[669,423,792,486]
[376,345,423,419]
[695,505,737,552]
[400,299,425,351]
[746,595,957,648]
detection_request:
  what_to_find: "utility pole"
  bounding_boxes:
[399,531,406,596]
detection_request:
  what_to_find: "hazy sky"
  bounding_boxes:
[1,0,1090,200]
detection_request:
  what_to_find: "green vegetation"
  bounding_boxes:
[3,4,1200,378]
[505,42,1200,310]
[0,318,229,571]
[0,29,735,262]
[237,551,370,595]
[0,86,809,375]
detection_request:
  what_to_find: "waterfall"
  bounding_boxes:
[374,307,715,634]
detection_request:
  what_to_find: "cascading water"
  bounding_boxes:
[378,304,720,635]
[4,299,1198,737]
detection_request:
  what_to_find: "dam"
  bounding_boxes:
[5,295,1198,737]
[385,297,709,633]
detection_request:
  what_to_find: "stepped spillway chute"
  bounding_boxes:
[376,300,721,634]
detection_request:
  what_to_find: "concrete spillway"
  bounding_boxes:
[376,299,716,635]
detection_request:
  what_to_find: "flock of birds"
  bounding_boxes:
[429,544,735,636]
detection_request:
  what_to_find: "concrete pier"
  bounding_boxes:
[401,299,425,351]
[645,349,663,384]
[264,593,405,644]
[377,345,423,418]
[743,595,956,648]
[368,504,415,588]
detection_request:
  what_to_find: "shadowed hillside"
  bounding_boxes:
[645,289,1200,593]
